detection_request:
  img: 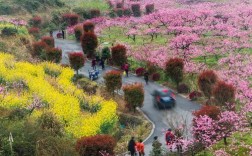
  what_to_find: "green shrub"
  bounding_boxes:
[80,101,101,114]
[0,4,13,15]
[76,134,116,156]
[145,4,155,14]
[0,42,7,51]
[146,62,157,74]
[37,112,63,136]
[131,3,141,17]
[73,7,91,19]
[35,136,78,156]
[1,27,18,36]
[90,9,101,18]
[118,113,143,127]
[0,117,75,156]
[8,108,31,120]
[101,46,111,60]
[77,78,98,95]
[24,0,40,12]
[123,8,132,16]
[103,70,122,95]
[115,8,123,17]
[122,83,144,112]
[44,67,61,77]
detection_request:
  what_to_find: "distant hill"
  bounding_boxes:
[0,0,64,15]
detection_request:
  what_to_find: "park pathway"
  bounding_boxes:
[54,35,201,156]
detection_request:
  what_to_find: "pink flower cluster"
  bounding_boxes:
[193,111,243,147]
[0,16,27,26]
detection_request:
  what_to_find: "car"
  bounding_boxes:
[152,89,176,109]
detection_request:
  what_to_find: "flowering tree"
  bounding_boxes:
[215,111,241,145]
[193,115,218,147]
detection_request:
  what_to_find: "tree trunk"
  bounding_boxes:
[203,56,206,63]
[223,137,227,145]
[215,54,218,60]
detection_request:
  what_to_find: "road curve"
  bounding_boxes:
[55,37,201,155]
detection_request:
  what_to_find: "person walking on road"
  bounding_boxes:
[144,71,149,85]
[124,62,129,77]
[136,139,145,156]
[128,137,136,156]
[165,128,175,151]
[91,58,96,70]
[100,58,105,70]
[49,30,53,37]
[152,136,162,156]
[62,29,65,39]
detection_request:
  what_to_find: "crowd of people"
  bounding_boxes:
[128,129,175,156]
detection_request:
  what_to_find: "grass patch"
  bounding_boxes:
[100,26,168,49]
[63,0,109,12]
[197,130,252,156]
[238,48,252,54]
[192,54,223,67]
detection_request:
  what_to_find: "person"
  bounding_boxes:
[91,58,96,70]
[136,139,145,156]
[100,58,105,70]
[144,71,149,85]
[124,62,129,77]
[152,136,162,156]
[165,128,175,151]
[128,137,136,156]
[49,30,53,37]
[62,29,65,39]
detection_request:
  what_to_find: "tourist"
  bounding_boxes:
[91,58,96,70]
[100,58,105,70]
[152,136,162,156]
[144,71,149,85]
[128,137,136,156]
[124,62,129,77]
[165,128,175,151]
[136,139,145,156]
[62,29,65,39]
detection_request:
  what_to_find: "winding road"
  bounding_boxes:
[54,36,201,155]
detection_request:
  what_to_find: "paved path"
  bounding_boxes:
[54,36,201,155]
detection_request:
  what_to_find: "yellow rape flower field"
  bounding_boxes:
[0,52,118,138]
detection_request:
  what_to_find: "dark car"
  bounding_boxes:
[152,89,176,109]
